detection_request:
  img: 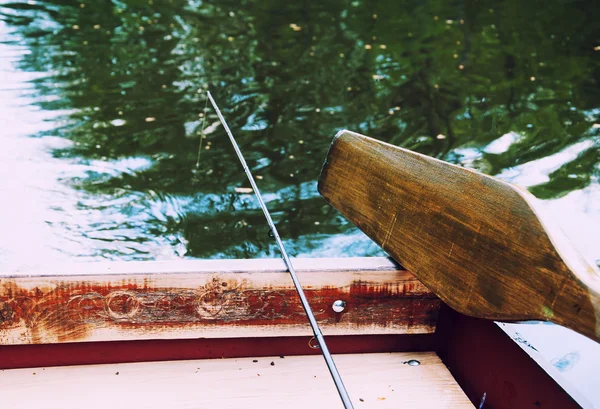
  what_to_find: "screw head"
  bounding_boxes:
[332,300,346,313]
[406,359,421,366]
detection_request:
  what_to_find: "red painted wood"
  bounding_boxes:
[0,334,435,370]
[0,267,439,344]
[435,305,581,409]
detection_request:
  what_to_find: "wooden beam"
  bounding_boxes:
[319,130,600,342]
[0,257,439,344]
[0,334,436,370]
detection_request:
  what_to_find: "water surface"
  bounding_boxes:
[1,0,598,264]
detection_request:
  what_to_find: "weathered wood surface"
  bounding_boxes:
[319,130,600,343]
[0,352,473,409]
[0,257,439,345]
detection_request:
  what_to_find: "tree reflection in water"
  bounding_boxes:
[0,0,598,260]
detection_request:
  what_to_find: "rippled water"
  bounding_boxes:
[1,0,599,404]
[1,0,598,266]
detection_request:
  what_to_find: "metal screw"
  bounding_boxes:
[406,359,420,366]
[332,300,346,313]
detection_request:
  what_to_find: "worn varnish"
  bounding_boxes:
[0,352,473,409]
[0,257,439,344]
[319,130,600,343]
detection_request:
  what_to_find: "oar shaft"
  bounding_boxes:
[207,91,354,409]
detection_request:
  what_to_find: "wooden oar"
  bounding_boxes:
[318,130,600,343]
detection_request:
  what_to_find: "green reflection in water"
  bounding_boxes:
[1,0,599,260]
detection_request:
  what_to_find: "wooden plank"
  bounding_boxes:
[0,257,439,344]
[318,130,600,342]
[0,352,474,409]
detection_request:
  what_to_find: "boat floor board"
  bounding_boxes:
[0,352,473,408]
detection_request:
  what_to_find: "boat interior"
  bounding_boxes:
[0,257,584,408]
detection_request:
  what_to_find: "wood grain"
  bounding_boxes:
[0,257,439,344]
[319,130,600,343]
[0,352,473,409]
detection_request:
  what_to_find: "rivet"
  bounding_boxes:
[332,300,346,313]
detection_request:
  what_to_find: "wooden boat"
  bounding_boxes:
[1,130,598,408]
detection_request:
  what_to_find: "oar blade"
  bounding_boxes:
[319,130,600,342]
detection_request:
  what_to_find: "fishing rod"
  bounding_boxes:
[206,91,354,409]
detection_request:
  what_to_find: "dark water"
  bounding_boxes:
[0,0,599,264]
